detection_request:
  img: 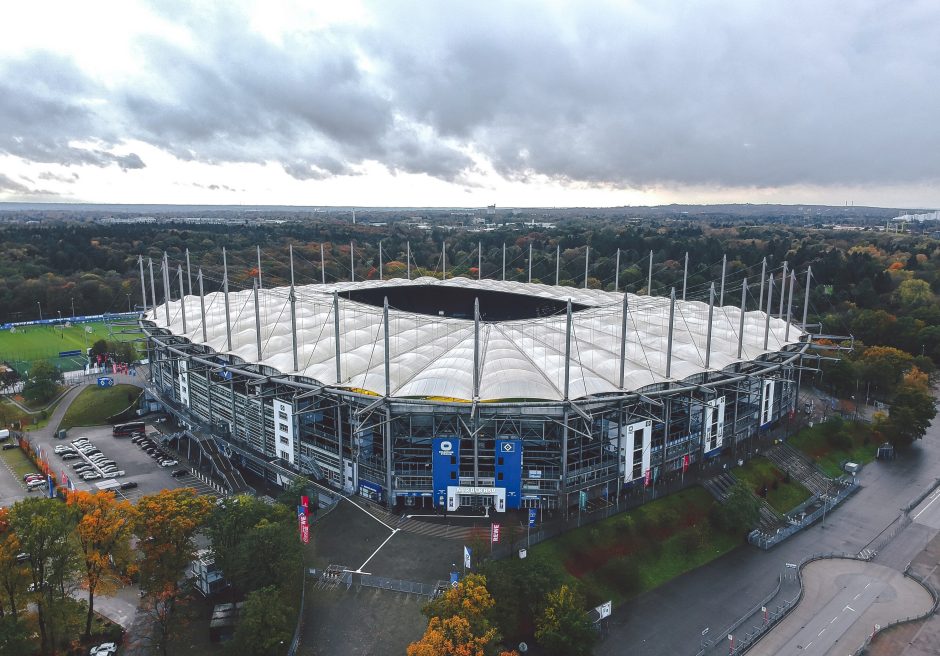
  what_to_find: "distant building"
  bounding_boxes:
[486,204,496,215]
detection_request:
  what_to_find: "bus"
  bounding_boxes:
[113,421,145,437]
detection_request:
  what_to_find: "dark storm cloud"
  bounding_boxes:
[0,52,146,172]
[3,0,940,190]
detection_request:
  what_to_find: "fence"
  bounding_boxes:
[359,574,438,598]
[747,479,859,550]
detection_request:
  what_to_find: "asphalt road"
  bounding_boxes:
[599,413,940,656]
[748,559,933,656]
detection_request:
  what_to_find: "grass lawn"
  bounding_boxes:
[788,420,876,477]
[1,396,60,431]
[531,486,740,608]
[733,456,812,513]
[0,320,143,373]
[1,443,39,479]
[60,384,142,429]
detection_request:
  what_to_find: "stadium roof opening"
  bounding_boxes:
[340,284,590,321]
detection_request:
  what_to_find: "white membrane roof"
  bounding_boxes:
[148,276,801,402]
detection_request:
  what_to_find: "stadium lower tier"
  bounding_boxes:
[146,329,805,512]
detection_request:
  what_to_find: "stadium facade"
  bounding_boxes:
[141,250,816,513]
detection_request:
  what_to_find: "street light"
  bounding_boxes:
[37,301,42,322]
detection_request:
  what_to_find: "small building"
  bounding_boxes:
[209,601,244,643]
[192,549,227,596]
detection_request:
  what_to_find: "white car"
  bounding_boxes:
[90,643,118,655]
[160,460,179,467]
[26,479,47,491]
[54,445,73,454]
[81,472,102,481]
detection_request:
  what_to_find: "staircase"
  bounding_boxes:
[764,442,832,497]
[702,472,788,533]
[188,430,251,494]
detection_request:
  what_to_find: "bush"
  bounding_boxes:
[826,430,853,451]
[598,557,641,595]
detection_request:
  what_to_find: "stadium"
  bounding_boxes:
[142,251,815,513]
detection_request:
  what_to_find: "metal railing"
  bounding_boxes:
[359,574,438,598]
[747,479,859,549]
[286,566,306,656]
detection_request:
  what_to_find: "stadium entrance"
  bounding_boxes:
[447,486,507,513]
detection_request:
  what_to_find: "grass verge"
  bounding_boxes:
[1,443,39,479]
[733,456,811,513]
[788,419,876,477]
[530,486,740,608]
[60,384,142,429]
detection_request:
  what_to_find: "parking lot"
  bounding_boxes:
[30,424,216,502]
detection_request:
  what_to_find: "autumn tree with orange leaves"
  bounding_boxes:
[0,507,30,620]
[135,488,213,656]
[67,490,137,639]
[409,574,517,656]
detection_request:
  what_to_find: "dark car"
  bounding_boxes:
[170,468,187,478]
[119,481,138,490]
[2,443,17,450]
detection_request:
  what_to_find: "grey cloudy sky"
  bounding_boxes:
[0,0,938,207]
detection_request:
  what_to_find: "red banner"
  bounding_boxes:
[301,495,310,514]
[491,523,501,544]
[644,468,652,487]
[682,455,690,474]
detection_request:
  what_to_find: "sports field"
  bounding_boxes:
[0,320,142,374]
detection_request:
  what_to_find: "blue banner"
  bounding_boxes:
[528,508,537,527]
[495,439,523,509]
[432,438,460,509]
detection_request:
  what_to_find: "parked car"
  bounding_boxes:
[2,444,16,450]
[81,472,102,481]
[170,468,187,477]
[90,642,118,655]
[23,473,40,481]
[160,460,179,467]
[61,453,80,460]
[26,479,47,491]
[119,481,138,490]
[54,445,73,454]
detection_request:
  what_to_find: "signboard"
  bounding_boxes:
[463,546,472,570]
[432,438,460,509]
[450,571,460,587]
[97,376,114,388]
[579,490,587,510]
[491,523,501,544]
[298,496,310,544]
[595,600,612,620]
[528,469,542,479]
[58,349,82,357]
[495,439,523,509]
[528,508,537,528]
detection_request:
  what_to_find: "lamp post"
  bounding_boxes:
[71,296,75,319]
[37,301,42,322]
[127,294,131,312]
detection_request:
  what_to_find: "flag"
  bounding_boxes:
[644,468,652,487]
[301,495,310,515]
[463,546,472,570]
[47,474,55,498]
[682,454,690,474]
[491,523,501,544]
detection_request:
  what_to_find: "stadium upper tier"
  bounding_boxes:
[146,277,801,402]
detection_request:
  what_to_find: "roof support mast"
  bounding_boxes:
[177,265,187,334]
[253,278,262,361]
[666,288,676,378]
[647,250,653,295]
[763,273,774,350]
[682,252,689,301]
[502,243,506,281]
[197,268,207,343]
[148,258,157,321]
[186,248,193,296]
[222,248,232,352]
[254,246,261,291]
[478,242,482,280]
[289,244,298,372]
[737,278,748,359]
[618,290,629,388]
[614,248,620,293]
[350,241,355,282]
[583,246,590,289]
[333,291,342,384]
[758,257,767,313]
[138,255,148,313]
[555,244,560,286]
[528,242,533,283]
[383,296,393,507]
[162,253,171,326]
[564,299,572,401]
[778,261,788,318]
[406,242,411,280]
[719,254,727,306]
[705,283,715,368]
[802,266,812,330]
[379,242,383,281]
[320,242,326,285]
[442,241,446,279]
[786,270,796,341]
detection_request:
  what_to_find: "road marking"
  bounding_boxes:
[830,616,838,624]
[357,528,399,571]
[912,489,940,520]
[805,641,813,648]
[854,592,862,600]
[844,605,856,613]
[864,582,871,589]
[818,628,826,636]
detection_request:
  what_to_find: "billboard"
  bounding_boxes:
[494,439,522,509]
[432,438,460,509]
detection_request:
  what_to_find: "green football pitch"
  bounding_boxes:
[0,321,142,374]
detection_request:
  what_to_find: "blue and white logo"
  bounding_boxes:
[501,442,514,452]
[438,440,454,456]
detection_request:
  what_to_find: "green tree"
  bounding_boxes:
[227,586,292,656]
[484,552,562,642]
[22,361,63,404]
[884,384,937,447]
[897,278,933,306]
[711,481,761,535]
[0,615,30,655]
[534,585,597,656]
[8,498,79,655]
